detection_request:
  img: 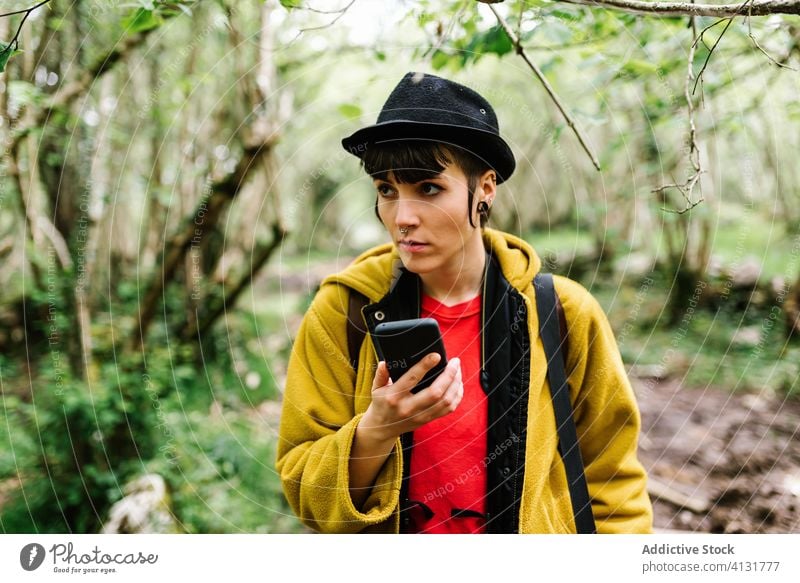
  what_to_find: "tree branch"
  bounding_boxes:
[692,15,736,95]
[746,10,799,69]
[0,0,54,65]
[488,3,602,170]
[654,11,704,214]
[129,134,279,350]
[9,10,181,153]
[0,0,53,18]
[291,0,356,39]
[556,0,800,18]
[183,222,287,341]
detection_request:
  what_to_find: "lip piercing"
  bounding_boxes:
[399,227,409,235]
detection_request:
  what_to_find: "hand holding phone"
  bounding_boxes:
[360,354,463,444]
[370,318,448,393]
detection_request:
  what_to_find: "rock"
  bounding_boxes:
[731,325,762,347]
[741,393,770,413]
[785,474,800,498]
[707,255,725,278]
[771,276,788,296]
[729,256,762,288]
[614,252,656,278]
[102,474,181,534]
[627,364,669,380]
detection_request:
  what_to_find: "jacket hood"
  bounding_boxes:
[322,228,542,301]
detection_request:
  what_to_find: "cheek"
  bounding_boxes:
[375,198,391,224]
[439,199,471,231]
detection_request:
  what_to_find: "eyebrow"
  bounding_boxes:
[373,174,445,184]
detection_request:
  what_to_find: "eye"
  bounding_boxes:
[376,183,396,197]
[419,182,442,196]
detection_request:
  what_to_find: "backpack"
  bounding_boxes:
[345,273,595,534]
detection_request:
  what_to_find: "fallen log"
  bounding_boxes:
[648,476,711,514]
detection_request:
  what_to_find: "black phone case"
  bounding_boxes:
[371,318,448,393]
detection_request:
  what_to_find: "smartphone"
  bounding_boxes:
[370,318,448,393]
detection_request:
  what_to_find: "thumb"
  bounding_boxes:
[372,361,391,391]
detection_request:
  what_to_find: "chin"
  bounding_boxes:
[398,255,436,275]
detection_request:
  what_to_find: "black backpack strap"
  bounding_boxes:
[534,273,596,534]
[555,294,569,364]
[347,290,369,371]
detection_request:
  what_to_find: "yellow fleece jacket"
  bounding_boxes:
[276,229,653,533]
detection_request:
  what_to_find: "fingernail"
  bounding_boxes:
[450,357,460,369]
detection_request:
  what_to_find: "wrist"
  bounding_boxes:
[357,410,398,449]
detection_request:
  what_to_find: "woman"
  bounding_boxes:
[276,72,653,534]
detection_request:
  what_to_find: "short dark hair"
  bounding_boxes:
[361,141,493,228]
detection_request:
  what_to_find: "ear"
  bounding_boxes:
[478,169,497,205]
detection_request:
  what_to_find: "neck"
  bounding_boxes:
[419,234,486,306]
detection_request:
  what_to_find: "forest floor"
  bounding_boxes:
[635,376,800,533]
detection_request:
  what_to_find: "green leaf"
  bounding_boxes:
[122,8,164,33]
[549,7,584,22]
[431,49,451,71]
[337,103,362,119]
[47,17,66,32]
[622,59,659,77]
[479,25,513,58]
[279,0,302,8]
[0,44,22,73]
[552,123,564,143]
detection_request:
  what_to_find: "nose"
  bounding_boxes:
[394,197,420,232]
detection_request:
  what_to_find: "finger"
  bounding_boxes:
[409,357,460,407]
[432,379,463,419]
[372,361,391,391]
[414,359,463,423]
[392,352,442,394]
[440,365,464,411]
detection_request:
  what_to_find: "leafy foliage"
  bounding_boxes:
[0,43,22,73]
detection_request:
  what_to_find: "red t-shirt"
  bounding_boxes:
[406,293,489,533]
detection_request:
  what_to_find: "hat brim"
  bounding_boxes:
[342,120,515,184]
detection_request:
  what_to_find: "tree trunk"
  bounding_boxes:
[130,134,278,349]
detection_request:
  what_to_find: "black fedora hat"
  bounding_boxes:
[342,72,516,183]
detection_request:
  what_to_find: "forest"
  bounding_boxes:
[1,0,799,534]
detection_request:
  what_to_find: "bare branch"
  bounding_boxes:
[556,0,800,18]
[294,1,358,15]
[36,216,72,269]
[0,0,53,18]
[746,10,799,69]
[292,0,356,38]
[184,222,287,341]
[655,12,704,214]
[653,175,705,213]
[692,15,736,94]
[425,0,469,58]
[0,0,53,62]
[488,3,601,170]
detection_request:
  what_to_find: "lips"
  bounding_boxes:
[399,239,428,252]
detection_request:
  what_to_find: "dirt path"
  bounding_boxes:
[634,376,800,533]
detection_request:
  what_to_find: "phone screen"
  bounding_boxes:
[371,318,448,393]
